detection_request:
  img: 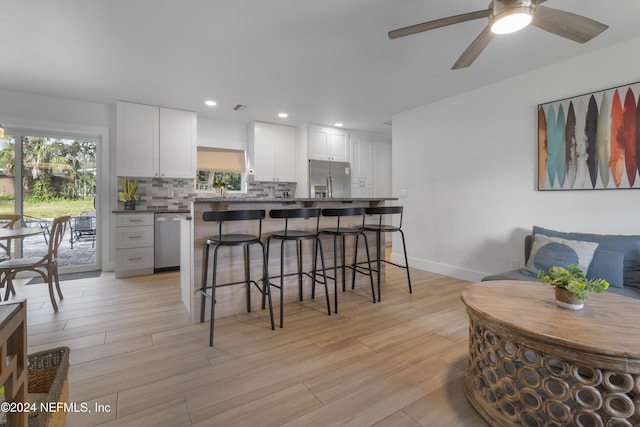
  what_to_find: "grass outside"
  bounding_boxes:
[0,199,95,219]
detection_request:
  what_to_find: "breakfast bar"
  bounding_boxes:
[181,197,396,323]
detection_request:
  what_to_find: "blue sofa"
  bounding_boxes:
[482,226,640,299]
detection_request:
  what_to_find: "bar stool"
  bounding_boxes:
[199,210,275,346]
[319,207,375,313]
[265,208,331,327]
[356,206,412,301]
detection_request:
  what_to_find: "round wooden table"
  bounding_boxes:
[461,281,640,427]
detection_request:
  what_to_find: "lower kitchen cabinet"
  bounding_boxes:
[114,213,154,278]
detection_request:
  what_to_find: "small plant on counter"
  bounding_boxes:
[119,178,138,203]
[538,264,609,301]
[212,174,226,189]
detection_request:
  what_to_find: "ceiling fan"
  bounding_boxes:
[388,0,608,70]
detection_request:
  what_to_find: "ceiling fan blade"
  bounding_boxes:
[452,26,494,70]
[388,9,491,40]
[532,5,608,43]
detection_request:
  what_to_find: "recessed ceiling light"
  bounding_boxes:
[278,112,289,118]
[334,122,344,127]
[205,100,217,107]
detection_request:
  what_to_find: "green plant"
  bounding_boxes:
[538,264,609,301]
[118,178,138,202]
[212,173,226,189]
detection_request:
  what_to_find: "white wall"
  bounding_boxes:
[197,117,247,150]
[393,36,640,282]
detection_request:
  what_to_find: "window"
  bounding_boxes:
[197,171,242,191]
[196,148,247,193]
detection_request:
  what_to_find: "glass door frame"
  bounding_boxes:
[7,126,103,273]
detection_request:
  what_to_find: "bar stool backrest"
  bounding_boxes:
[321,207,366,231]
[365,206,404,228]
[202,209,266,238]
[269,208,321,236]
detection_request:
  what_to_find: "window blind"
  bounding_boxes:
[197,148,246,173]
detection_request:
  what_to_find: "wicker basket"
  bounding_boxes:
[26,347,70,427]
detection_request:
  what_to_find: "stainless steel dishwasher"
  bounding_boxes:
[154,212,188,272]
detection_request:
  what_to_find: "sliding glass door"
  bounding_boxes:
[0,130,99,272]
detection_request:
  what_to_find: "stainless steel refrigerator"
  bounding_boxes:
[309,159,351,198]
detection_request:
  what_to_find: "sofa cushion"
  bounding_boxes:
[523,234,599,277]
[534,226,640,288]
[587,249,624,288]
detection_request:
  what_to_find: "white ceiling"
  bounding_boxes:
[2,0,640,135]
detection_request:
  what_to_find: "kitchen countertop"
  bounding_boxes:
[188,197,398,203]
[112,209,190,214]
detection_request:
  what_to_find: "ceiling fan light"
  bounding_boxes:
[490,2,534,35]
[491,12,532,34]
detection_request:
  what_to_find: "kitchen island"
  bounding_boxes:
[182,197,397,322]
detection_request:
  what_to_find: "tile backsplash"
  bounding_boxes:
[118,177,194,211]
[247,181,296,198]
[117,178,299,211]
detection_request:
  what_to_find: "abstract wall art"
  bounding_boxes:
[538,81,640,190]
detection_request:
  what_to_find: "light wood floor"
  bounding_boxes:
[15,262,489,426]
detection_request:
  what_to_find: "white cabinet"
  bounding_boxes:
[350,132,392,197]
[251,122,297,182]
[350,133,374,197]
[117,102,159,177]
[308,126,349,162]
[373,139,392,197]
[158,108,197,179]
[117,101,196,178]
[114,213,154,278]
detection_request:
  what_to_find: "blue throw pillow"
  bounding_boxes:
[533,226,640,288]
[587,249,624,288]
[524,234,599,277]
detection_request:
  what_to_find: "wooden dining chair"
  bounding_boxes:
[0,214,21,262]
[0,215,70,311]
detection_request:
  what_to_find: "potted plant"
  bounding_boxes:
[213,175,226,197]
[537,264,609,310]
[119,178,138,210]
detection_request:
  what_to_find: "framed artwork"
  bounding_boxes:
[538,81,640,190]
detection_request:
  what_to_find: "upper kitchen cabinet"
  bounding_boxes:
[308,126,349,162]
[373,137,392,197]
[117,101,196,178]
[250,122,296,182]
[350,132,392,197]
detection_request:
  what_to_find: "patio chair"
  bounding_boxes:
[0,214,21,261]
[22,215,51,244]
[69,211,96,248]
[0,215,71,311]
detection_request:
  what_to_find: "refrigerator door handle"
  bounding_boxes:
[327,175,333,198]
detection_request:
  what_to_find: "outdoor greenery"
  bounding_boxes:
[0,135,96,219]
[197,170,242,191]
[0,136,96,200]
[538,264,610,301]
[0,199,95,218]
